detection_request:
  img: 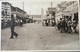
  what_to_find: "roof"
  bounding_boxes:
[29,15,41,18]
[48,7,56,12]
[16,7,26,13]
[2,2,12,6]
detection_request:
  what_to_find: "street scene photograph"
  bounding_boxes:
[1,0,79,50]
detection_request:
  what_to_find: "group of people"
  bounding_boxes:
[56,18,78,33]
[42,19,56,26]
[15,17,27,27]
[15,19,23,27]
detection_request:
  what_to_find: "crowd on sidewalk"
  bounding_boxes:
[56,17,78,33]
[42,19,56,26]
[41,17,78,34]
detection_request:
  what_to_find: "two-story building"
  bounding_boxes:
[1,2,28,28]
[11,6,27,20]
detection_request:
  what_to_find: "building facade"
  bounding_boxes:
[46,8,56,22]
[43,7,57,26]
[1,2,28,29]
[55,1,78,23]
[46,8,56,19]
[11,6,27,20]
[1,2,12,28]
[1,2,11,22]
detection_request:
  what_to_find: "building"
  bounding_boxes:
[11,6,30,24]
[45,7,56,26]
[11,6,27,20]
[1,2,28,29]
[1,2,11,22]
[55,1,78,23]
[47,8,56,19]
[1,2,12,28]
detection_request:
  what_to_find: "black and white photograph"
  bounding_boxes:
[1,0,79,50]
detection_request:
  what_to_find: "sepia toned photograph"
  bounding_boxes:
[1,0,79,50]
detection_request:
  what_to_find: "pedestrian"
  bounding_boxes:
[46,20,48,26]
[20,19,23,27]
[42,20,45,26]
[59,18,63,33]
[65,19,68,33]
[73,19,77,33]
[67,20,72,33]
[10,14,18,39]
[52,20,54,26]
[45,20,48,26]
[62,18,66,32]
[48,20,50,26]
[45,20,47,26]
[57,21,60,30]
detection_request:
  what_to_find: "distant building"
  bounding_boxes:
[29,15,41,18]
[46,7,56,23]
[47,8,56,15]
[29,15,41,20]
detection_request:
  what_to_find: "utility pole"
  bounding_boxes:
[22,2,24,17]
[51,1,52,18]
[62,7,64,18]
[62,9,63,18]
[23,2,24,10]
[41,8,43,18]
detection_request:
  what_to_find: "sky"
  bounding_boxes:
[6,0,78,15]
[8,0,62,15]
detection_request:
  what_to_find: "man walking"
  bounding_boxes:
[10,14,18,39]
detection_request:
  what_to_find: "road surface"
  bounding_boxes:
[1,23,79,50]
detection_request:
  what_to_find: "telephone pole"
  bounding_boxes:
[51,1,52,18]
[41,8,43,18]
[23,2,24,10]
[22,2,24,16]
